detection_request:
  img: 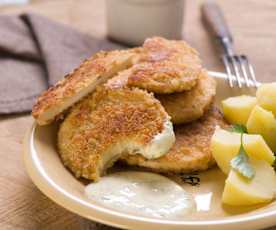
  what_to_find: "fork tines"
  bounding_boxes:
[222,54,258,88]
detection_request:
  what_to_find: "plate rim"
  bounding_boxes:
[23,71,274,229]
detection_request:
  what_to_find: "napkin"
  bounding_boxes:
[0,13,123,114]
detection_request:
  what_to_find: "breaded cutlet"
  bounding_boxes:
[109,62,201,94]
[120,106,229,173]
[58,85,175,181]
[109,37,203,94]
[143,37,201,68]
[156,70,217,124]
[32,37,203,125]
[32,49,140,125]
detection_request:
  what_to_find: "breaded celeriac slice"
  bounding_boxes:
[32,49,141,125]
[115,62,201,94]
[58,85,175,181]
[156,70,216,124]
[108,37,203,94]
[143,37,201,68]
[32,37,203,125]
[120,106,228,173]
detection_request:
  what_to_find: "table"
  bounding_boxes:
[0,0,276,229]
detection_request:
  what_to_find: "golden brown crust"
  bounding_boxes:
[32,37,204,125]
[32,49,139,125]
[143,37,201,67]
[107,37,202,94]
[120,106,229,173]
[156,70,217,124]
[126,62,200,94]
[58,85,169,181]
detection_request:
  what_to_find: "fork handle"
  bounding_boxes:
[201,1,233,44]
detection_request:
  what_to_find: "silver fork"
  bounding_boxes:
[201,1,258,88]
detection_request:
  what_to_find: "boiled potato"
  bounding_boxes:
[211,127,241,174]
[243,134,275,165]
[211,127,275,175]
[247,105,276,153]
[257,82,276,117]
[222,159,276,206]
[222,95,257,125]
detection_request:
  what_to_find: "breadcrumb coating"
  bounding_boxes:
[156,70,217,124]
[109,37,203,94]
[32,37,204,125]
[120,106,229,173]
[58,85,171,181]
[32,49,139,125]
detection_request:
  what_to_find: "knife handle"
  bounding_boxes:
[201,1,233,43]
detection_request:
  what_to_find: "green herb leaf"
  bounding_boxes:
[230,136,255,179]
[229,124,248,134]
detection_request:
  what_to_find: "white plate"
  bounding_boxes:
[24,72,276,230]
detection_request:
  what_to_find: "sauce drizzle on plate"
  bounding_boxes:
[85,171,196,219]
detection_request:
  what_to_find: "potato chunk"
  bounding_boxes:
[211,127,275,175]
[257,82,276,117]
[247,105,276,153]
[211,127,241,174]
[243,134,275,165]
[222,159,276,206]
[222,95,257,125]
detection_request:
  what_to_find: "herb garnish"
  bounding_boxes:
[229,124,248,134]
[229,124,255,179]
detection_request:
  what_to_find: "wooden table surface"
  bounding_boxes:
[0,0,276,229]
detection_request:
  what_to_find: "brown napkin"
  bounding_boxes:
[0,13,124,114]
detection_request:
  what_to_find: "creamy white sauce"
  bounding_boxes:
[141,120,175,159]
[85,171,196,219]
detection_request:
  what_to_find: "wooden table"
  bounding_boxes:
[0,0,276,229]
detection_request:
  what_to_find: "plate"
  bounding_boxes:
[24,72,275,230]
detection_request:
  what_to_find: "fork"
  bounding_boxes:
[201,1,258,88]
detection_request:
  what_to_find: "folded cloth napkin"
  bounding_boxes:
[0,13,124,114]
